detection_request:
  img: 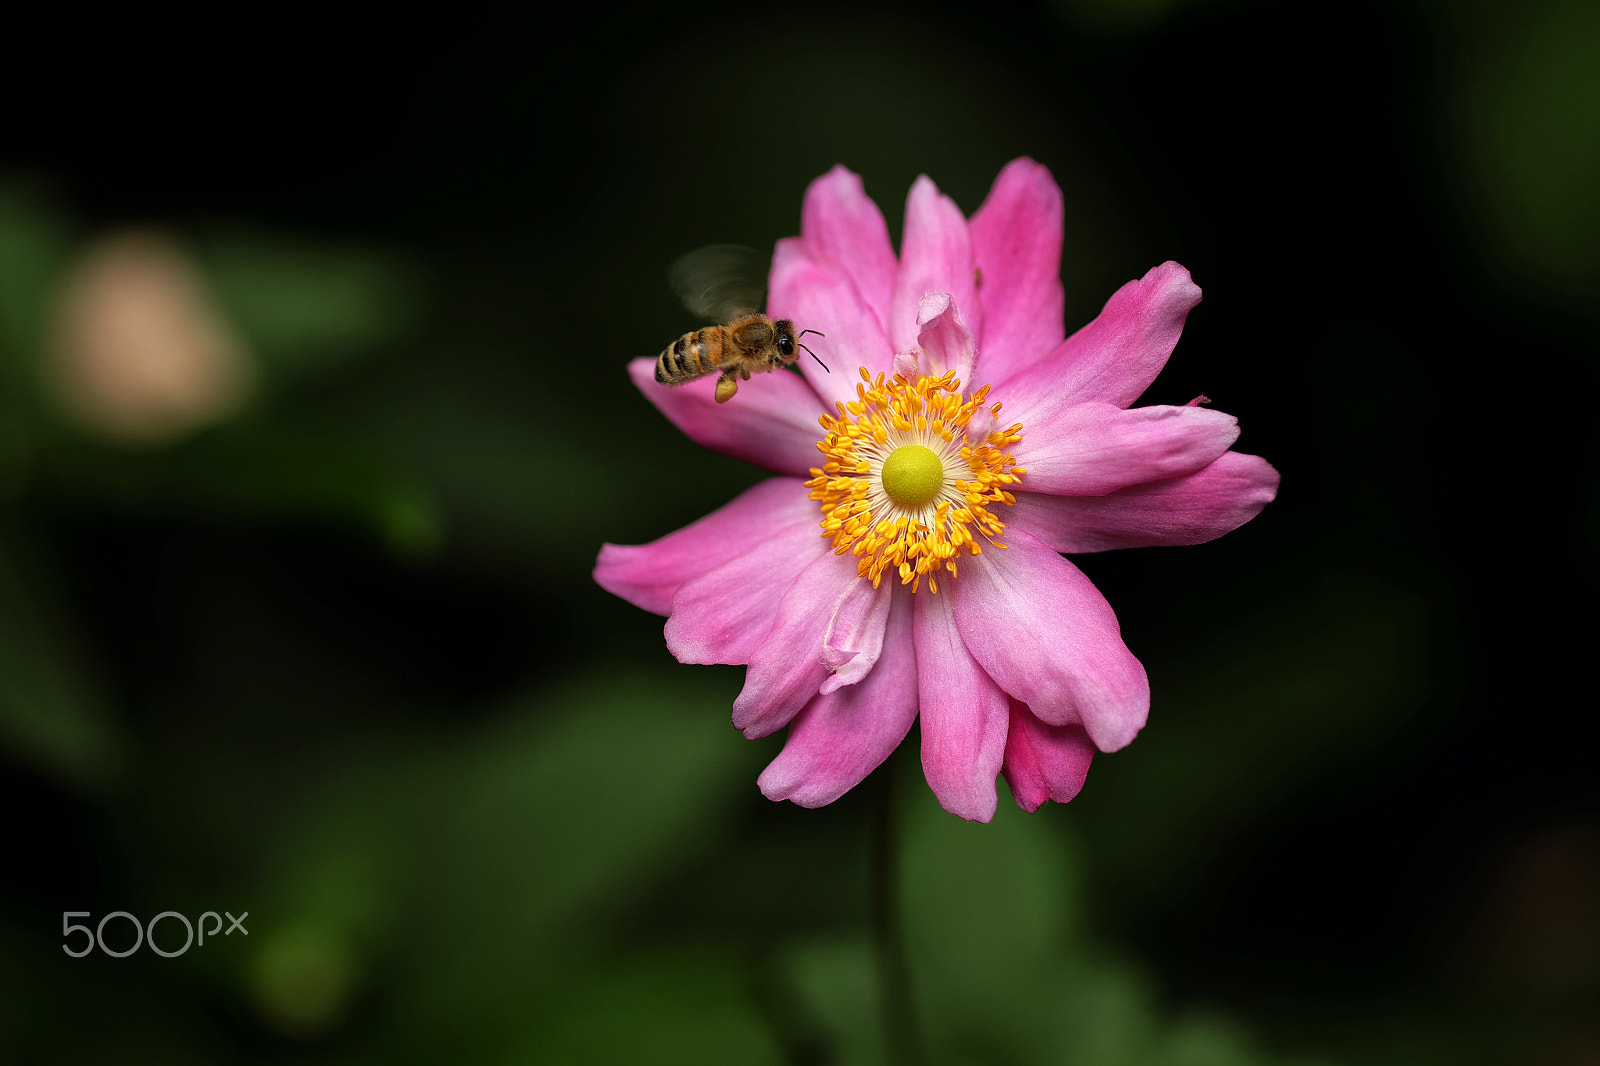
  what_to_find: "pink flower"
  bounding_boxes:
[595,159,1278,822]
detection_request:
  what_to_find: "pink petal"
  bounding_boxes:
[952,528,1148,752]
[890,176,980,355]
[662,483,829,665]
[767,239,893,411]
[798,165,897,329]
[914,292,976,386]
[914,584,1009,823]
[1001,700,1095,814]
[1006,450,1281,553]
[758,584,918,808]
[596,477,813,616]
[969,158,1066,385]
[627,357,824,476]
[998,261,1201,412]
[1008,401,1240,496]
[731,552,881,739]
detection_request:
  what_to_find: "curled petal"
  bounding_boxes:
[890,176,980,354]
[915,292,976,386]
[1001,700,1095,814]
[732,551,873,739]
[628,357,824,476]
[597,477,813,616]
[952,528,1148,752]
[768,239,893,410]
[915,585,1009,823]
[820,578,893,694]
[798,165,898,328]
[1009,401,1240,496]
[1008,450,1280,553]
[970,158,1066,384]
[999,261,1201,411]
[759,585,918,807]
[662,483,829,665]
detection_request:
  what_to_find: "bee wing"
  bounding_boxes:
[669,244,768,322]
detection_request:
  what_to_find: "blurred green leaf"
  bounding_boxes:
[0,412,30,503]
[511,950,784,1066]
[346,342,762,579]
[900,781,1087,1063]
[0,524,122,789]
[896,767,1309,1066]
[249,920,361,1039]
[42,426,442,557]
[394,669,756,1052]
[782,936,887,1066]
[437,673,751,931]
[1161,1014,1266,1066]
[190,664,758,1059]
[1084,572,1428,898]
[1438,0,1600,311]
[194,232,423,389]
[1053,961,1162,1066]
[0,182,73,382]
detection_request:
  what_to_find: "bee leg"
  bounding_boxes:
[714,372,740,404]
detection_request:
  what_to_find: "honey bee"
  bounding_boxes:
[654,245,826,403]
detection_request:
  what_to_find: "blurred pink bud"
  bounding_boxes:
[46,230,254,445]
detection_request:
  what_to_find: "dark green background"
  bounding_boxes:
[2,1,1595,1063]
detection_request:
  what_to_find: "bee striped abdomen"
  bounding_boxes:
[655,327,727,385]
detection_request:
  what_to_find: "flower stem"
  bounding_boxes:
[872,745,922,1066]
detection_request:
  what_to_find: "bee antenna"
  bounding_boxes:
[798,329,826,340]
[799,343,829,373]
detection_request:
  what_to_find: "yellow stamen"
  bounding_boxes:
[804,368,1024,591]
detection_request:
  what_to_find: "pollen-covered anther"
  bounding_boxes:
[804,369,1024,592]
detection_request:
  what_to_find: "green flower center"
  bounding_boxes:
[879,444,944,509]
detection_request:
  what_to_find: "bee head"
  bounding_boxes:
[774,320,798,361]
[784,322,829,374]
